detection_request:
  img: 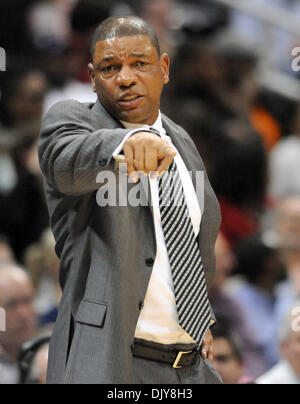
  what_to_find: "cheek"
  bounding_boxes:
[144,76,164,99]
[5,314,16,330]
[96,80,115,101]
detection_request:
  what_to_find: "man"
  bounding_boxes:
[0,235,15,262]
[39,16,222,384]
[212,324,245,384]
[273,197,300,333]
[0,263,37,384]
[27,343,49,385]
[256,301,300,384]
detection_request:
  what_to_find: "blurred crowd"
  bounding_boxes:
[0,0,300,384]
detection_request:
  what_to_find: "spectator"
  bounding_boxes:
[211,121,268,247]
[212,323,245,384]
[43,0,110,111]
[170,39,229,123]
[269,103,300,199]
[230,0,300,71]
[210,233,249,341]
[0,263,37,384]
[0,126,18,196]
[0,0,33,55]
[0,68,48,130]
[256,301,300,384]
[27,0,75,54]
[24,229,61,326]
[0,126,49,261]
[25,343,49,384]
[215,38,260,123]
[225,235,285,376]
[19,333,51,384]
[211,233,269,379]
[0,235,15,263]
[70,0,111,82]
[273,197,300,333]
[139,0,179,57]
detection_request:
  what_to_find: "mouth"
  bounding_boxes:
[117,94,144,109]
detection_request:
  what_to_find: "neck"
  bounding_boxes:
[121,112,160,128]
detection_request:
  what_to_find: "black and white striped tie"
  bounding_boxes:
[158,160,211,346]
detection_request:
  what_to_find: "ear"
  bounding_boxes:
[88,63,97,93]
[160,53,170,85]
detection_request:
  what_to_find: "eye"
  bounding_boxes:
[135,61,148,67]
[102,65,114,72]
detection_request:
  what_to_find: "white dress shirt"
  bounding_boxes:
[113,112,202,345]
[256,361,300,385]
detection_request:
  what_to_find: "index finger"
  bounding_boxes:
[123,144,139,183]
[157,143,177,160]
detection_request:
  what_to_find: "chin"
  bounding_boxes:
[120,111,146,124]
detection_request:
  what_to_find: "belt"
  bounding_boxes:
[132,339,199,369]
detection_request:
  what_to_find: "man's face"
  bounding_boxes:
[214,234,235,288]
[282,330,300,377]
[8,72,47,127]
[213,338,244,384]
[277,199,300,252]
[88,35,170,125]
[0,272,36,351]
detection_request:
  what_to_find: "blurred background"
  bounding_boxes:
[0,0,300,385]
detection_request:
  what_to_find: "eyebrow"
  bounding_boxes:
[101,52,149,62]
[101,56,115,63]
[129,53,149,58]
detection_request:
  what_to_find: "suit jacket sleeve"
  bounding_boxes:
[38,100,133,196]
[202,168,220,325]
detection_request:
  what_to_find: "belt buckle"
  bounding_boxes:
[173,350,193,369]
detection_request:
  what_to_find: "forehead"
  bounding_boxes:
[94,35,156,60]
[214,337,233,351]
[0,272,32,303]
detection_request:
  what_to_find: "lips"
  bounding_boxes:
[117,94,144,109]
[119,94,140,102]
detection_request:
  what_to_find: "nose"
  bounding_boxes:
[115,65,137,89]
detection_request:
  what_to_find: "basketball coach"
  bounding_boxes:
[38,16,222,384]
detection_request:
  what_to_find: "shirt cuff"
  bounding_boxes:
[112,127,151,161]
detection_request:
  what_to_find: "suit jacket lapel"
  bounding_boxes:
[162,114,205,213]
[162,115,193,172]
[91,99,121,130]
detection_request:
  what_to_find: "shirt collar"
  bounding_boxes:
[121,111,164,134]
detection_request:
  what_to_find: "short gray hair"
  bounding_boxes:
[90,16,161,60]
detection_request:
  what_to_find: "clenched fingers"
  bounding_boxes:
[201,330,214,362]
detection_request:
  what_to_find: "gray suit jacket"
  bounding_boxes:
[38,99,221,384]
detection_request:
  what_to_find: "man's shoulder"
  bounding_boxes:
[161,113,193,143]
[162,113,184,133]
[44,99,95,121]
